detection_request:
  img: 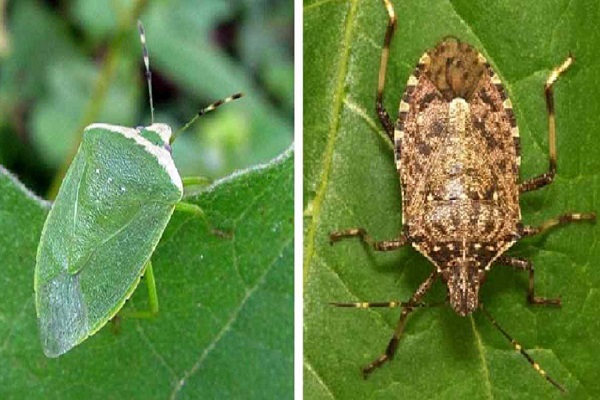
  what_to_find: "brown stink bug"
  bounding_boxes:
[329,0,596,392]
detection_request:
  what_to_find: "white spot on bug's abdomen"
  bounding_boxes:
[399,101,410,113]
[85,123,182,192]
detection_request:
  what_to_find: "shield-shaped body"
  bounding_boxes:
[35,123,182,357]
[395,38,521,315]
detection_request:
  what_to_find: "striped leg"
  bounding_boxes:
[495,255,561,306]
[479,305,566,392]
[519,212,596,237]
[329,228,408,251]
[512,213,595,305]
[361,271,438,378]
[331,300,436,309]
[376,0,397,141]
[520,56,573,193]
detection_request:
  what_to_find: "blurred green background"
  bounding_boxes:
[0,0,293,198]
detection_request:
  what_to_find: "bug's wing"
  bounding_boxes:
[35,125,182,357]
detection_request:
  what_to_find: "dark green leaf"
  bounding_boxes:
[0,147,293,399]
[304,1,599,399]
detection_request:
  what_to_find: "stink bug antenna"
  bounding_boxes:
[137,20,155,124]
[171,92,244,143]
[479,305,566,392]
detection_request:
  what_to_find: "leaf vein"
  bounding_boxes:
[304,360,336,399]
[304,0,359,287]
[469,315,495,399]
[169,237,292,400]
[134,322,178,381]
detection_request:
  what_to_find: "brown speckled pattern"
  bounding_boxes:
[395,38,519,315]
[329,2,594,387]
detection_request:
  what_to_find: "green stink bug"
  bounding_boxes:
[34,21,242,358]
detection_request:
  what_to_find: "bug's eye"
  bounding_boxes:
[135,125,144,133]
[164,143,172,153]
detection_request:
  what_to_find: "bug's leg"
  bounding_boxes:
[479,305,566,392]
[495,255,561,306]
[520,56,573,193]
[376,0,397,141]
[110,315,122,334]
[144,261,159,314]
[175,202,230,238]
[519,212,596,237]
[182,176,212,188]
[175,201,205,216]
[331,300,437,309]
[121,261,159,318]
[182,176,213,198]
[361,271,438,378]
[329,228,408,251]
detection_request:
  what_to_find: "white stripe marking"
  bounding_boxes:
[85,123,183,192]
[407,75,419,86]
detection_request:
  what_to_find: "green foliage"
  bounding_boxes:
[0,0,292,194]
[0,147,293,399]
[304,0,600,399]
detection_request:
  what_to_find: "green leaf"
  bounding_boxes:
[0,147,293,399]
[304,1,599,399]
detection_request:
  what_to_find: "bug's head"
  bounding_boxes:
[442,260,485,316]
[137,123,173,153]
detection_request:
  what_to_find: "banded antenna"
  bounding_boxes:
[137,20,244,142]
[137,20,154,124]
[173,92,244,143]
